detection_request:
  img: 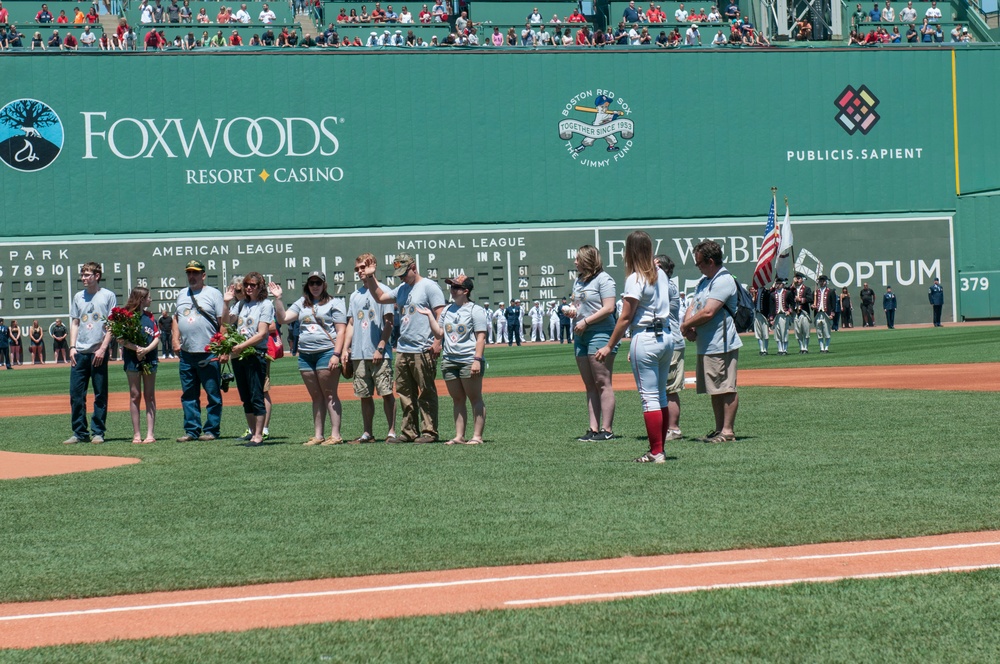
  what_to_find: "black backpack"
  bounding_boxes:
[723,275,755,334]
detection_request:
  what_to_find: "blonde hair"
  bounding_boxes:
[624,231,658,285]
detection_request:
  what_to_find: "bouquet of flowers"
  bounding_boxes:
[108,306,152,374]
[204,325,266,392]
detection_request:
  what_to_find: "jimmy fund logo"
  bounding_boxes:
[559,90,635,168]
[0,99,64,172]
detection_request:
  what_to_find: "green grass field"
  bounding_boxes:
[1,325,999,659]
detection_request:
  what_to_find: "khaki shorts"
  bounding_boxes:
[441,358,486,381]
[263,362,271,392]
[353,358,393,398]
[666,346,685,394]
[696,350,739,395]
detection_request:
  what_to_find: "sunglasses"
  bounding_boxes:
[244,282,260,288]
[392,260,411,269]
[307,280,324,286]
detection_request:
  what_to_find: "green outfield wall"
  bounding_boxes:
[1,48,999,323]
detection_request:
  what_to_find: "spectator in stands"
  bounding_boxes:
[180,0,192,22]
[359,5,371,20]
[655,29,669,46]
[138,0,153,22]
[336,7,348,21]
[933,22,943,41]
[613,21,628,43]
[576,24,593,45]
[796,17,811,39]
[99,30,112,48]
[371,2,385,22]
[248,32,261,44]
[520,22,534,45]
[61,30,77,49]
[455,10,468,31]
[80,24,96,46]
[259,3,276,23]
[385,5,398,21]
[550,13,562,23]
[919,17,932,40]
[234,3,250,22]
[196,7,209,23]
[961,25,971,41]
[593,26,607,46]
[55,9,68,23]
[489,25,502,44]
[400,6,412,22]
[8,24,22,47]
[755,26,770,44]
[276,25,290,44]
[639,26,651,43]
[46,29,60,47]
[950,23,963,41]
[668,26,681,44]
[675,3,689,21]
[418,4,430,22]
[347,8,358,21]
[881,1,894,22]
[729,21,741,42]
[0,26,8,51]
[228,28,242,44]
[152,0,165,22]
[623,0,640,23]
[627,22,640,43]
[905,22,917,41]
[567,8,586,22]
[685,22,701,44]
[143,27,159,49]
[852,3,866,27]
[0,3,8,25]
[890,25,900,41]
[707,5,722,21]
[711,28,727,45]
[528,6,542,23]
[868,2,880,21]
[899,0,916,22]
[36,4,54,23]
[165,0,178,22]
[505,26,516,44]
[432,0,446,22]
[72,6,85,23]
[561,26,573,44]
[848,28,862,44]
[724,0,739,20]
[537,23,552,44]
[690,7,708,21]
[208,28,224,46]
[925,0,941,22]
[219,6,233,23]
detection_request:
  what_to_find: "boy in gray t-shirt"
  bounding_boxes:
[65,261,117,445]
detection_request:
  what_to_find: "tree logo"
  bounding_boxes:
[0,99,64,172]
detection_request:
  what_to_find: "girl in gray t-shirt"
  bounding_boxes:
[223,272,275,446]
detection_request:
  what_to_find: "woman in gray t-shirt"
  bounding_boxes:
[270,274,347,446]
[567,245,618,442]
[417,274,487,445]
[223,271,275,446]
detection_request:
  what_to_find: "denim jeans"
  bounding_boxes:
[179,351,223,437]
[70,352,109,439]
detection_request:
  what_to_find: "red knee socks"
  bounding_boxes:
[644,410,664,456]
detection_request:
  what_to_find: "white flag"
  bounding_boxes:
[774,203,794,282]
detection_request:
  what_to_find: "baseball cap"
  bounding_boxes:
[306,270,327,282]
[185,260,206,272]
[392,252,415,277]
[794,272,805,279]
[445,274,474,290]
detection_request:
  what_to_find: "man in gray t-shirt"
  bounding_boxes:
[359,251,445,443]
[172,260,226,442]
[681,240,743,444]
[64,261,116,445]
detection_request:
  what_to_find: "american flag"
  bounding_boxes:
[752,195,780,290]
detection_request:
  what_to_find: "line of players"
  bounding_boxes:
[482,298,576,345]
[749,272,838,355]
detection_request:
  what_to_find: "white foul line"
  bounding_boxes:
[2,541,999,623]
[504,564,1000,605]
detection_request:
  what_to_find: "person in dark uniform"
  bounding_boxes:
[859,282,876,327]
[157,312,175,358]
[504,299,522,346]
[792,272,813,354]
[883,286,897,328]
[769,277,792,356]
[840,287,854,328]
[812,275,835,353]
[750,284,771,356]
[928,277,944,326]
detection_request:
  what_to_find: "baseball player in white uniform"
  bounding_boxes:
[528,301,545,342]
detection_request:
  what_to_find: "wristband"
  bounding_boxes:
[377,345,386,352]
[331,352,341,358]
[473,356,484,362]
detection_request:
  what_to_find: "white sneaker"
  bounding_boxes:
[634,451,666,463]
[664,430,684,441]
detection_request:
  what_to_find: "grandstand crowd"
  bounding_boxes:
[0,0,976,50]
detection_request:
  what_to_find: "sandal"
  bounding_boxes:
[699,430,720,442]
[303,437,324,446]
[132,435,143,444]
[461,439,483,445]
[445,438,464,445]
[704,433,736,444]
[320,436,344,446]
[139,437,156,444]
